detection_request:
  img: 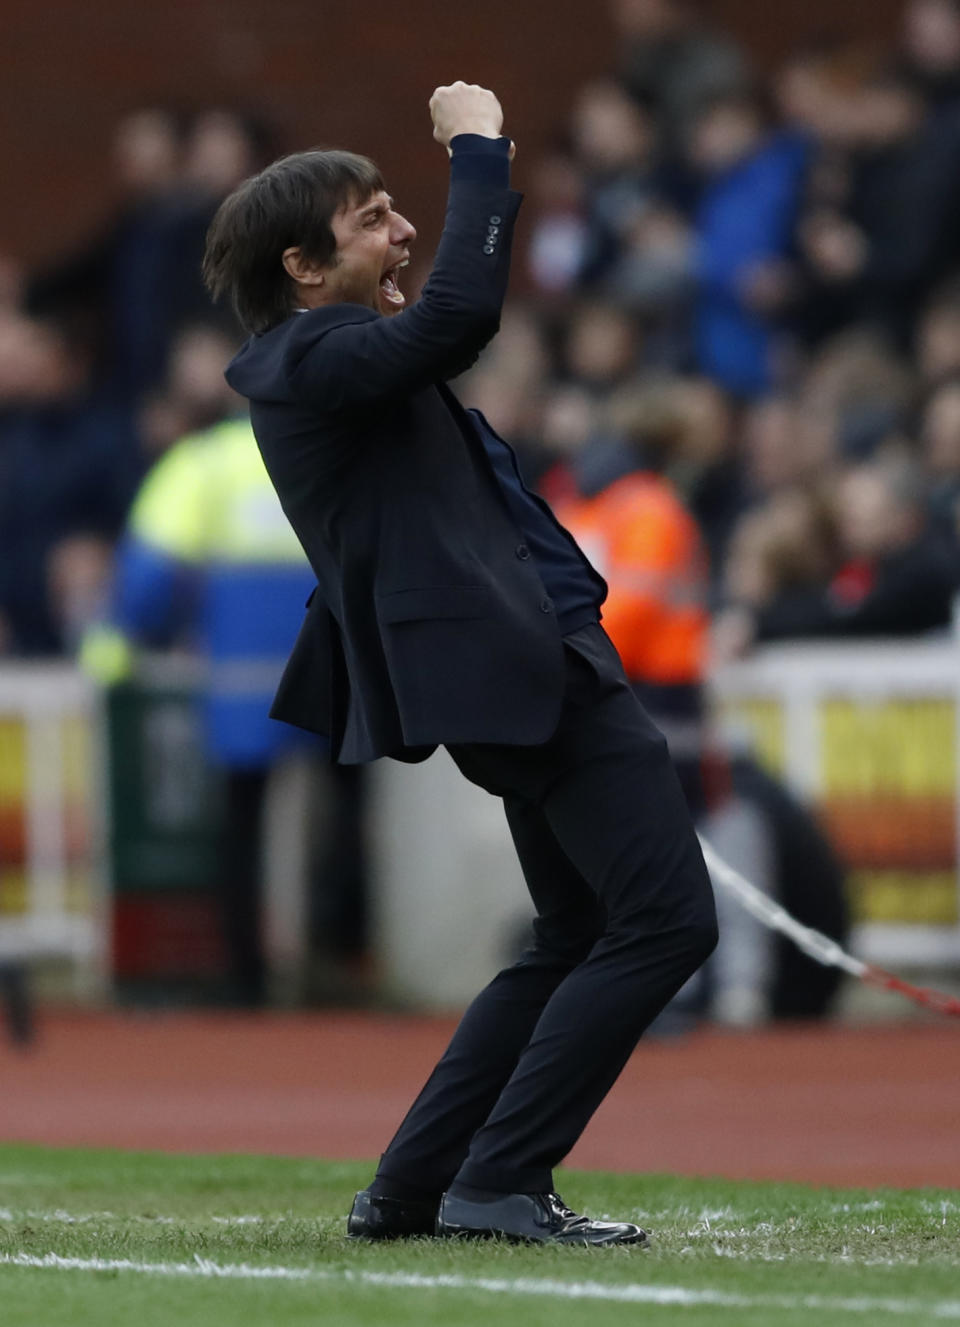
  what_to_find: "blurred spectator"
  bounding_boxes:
[826,455,958,630]
[798,327,915,461]
[0,312,140,654]
[28,108,184,398]
[741,396,810,501]
[611,0,750,150]
[688,90,809,398]
[138,322,243,460]
[81,417,364,1005]
[775,40,871,147]
[901,0,960,112]
[533,383,604,506]
[528,79,697,358]
[555,396,709,755]
[542,382,600,456]
[661,375,740,566]
[797,66,960,345]
[571,80,668,281]
[459,307,555,483]
[920,375,960,530]
[712,484,838,661]
[521,79,698,366]
[470,306,552,401]
[716,455,959,657]
[563,300,640,390]
[725,482,838,602]
[916,279,960,383]
[153,110,270,338]
[525,147,590,298]
[599,203,696,365]
[559,374,739,568]
[28,107,266,402]
[726,752,849,1021]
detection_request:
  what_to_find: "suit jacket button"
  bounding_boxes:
[540,598,553,613]
[483,245,495,255]
[516,543,530,560]
[490,215,502,225]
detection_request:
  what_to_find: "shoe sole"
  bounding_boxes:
[436,1223,648,1247]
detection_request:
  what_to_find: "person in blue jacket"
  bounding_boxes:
[689,89,808,398]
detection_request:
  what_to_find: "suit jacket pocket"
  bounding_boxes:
[376,585,491,624]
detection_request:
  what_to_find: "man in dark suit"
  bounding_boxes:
[204,82,717,1247]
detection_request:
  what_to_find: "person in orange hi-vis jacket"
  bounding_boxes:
[555,470,710,812]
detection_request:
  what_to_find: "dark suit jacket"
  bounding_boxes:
[226,154,591,763]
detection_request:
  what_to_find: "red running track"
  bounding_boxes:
[2,1014,958,1188]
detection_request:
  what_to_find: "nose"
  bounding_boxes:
[391,210,417,245]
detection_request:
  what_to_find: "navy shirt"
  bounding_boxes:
[448,135,604,635]
[470,408,604,634]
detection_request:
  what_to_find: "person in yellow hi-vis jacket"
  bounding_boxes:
[83,417,366,1003]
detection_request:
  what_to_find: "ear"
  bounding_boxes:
[282,246,326,286]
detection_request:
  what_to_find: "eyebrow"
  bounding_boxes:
[357,195,394,219]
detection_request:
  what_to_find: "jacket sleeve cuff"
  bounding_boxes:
[449,135,512,188]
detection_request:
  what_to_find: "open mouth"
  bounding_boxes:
[379,258,409,309]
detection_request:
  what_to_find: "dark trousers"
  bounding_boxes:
[220,769,269,1005]
[376,623,717,1196]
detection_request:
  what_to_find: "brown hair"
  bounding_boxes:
[203,149,385,334]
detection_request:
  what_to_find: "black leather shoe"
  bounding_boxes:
[436,1190,648,1246]
[347,1187,438,1239]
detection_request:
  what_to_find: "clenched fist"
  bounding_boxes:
[429,82,506,149]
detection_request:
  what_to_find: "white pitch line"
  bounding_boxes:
[0,1210,956,1269]
[0,1209,269,1227]
[1,1251,959,1319]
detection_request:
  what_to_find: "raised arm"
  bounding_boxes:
[281,84,522,413]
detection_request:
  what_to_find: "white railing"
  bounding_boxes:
[0,664,108,998]
[711,637,960,967]
[3,637,958,1009]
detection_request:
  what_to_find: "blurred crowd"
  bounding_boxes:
[0,106,267,656]
[3,0,960,668]
[471,0,960,668]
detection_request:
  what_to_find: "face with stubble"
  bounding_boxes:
[321,190,418,316]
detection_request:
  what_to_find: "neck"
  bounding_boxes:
[293,285,329,312]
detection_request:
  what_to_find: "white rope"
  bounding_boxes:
[698,836,867,979]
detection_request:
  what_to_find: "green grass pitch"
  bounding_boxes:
[0,1144,957,1326]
